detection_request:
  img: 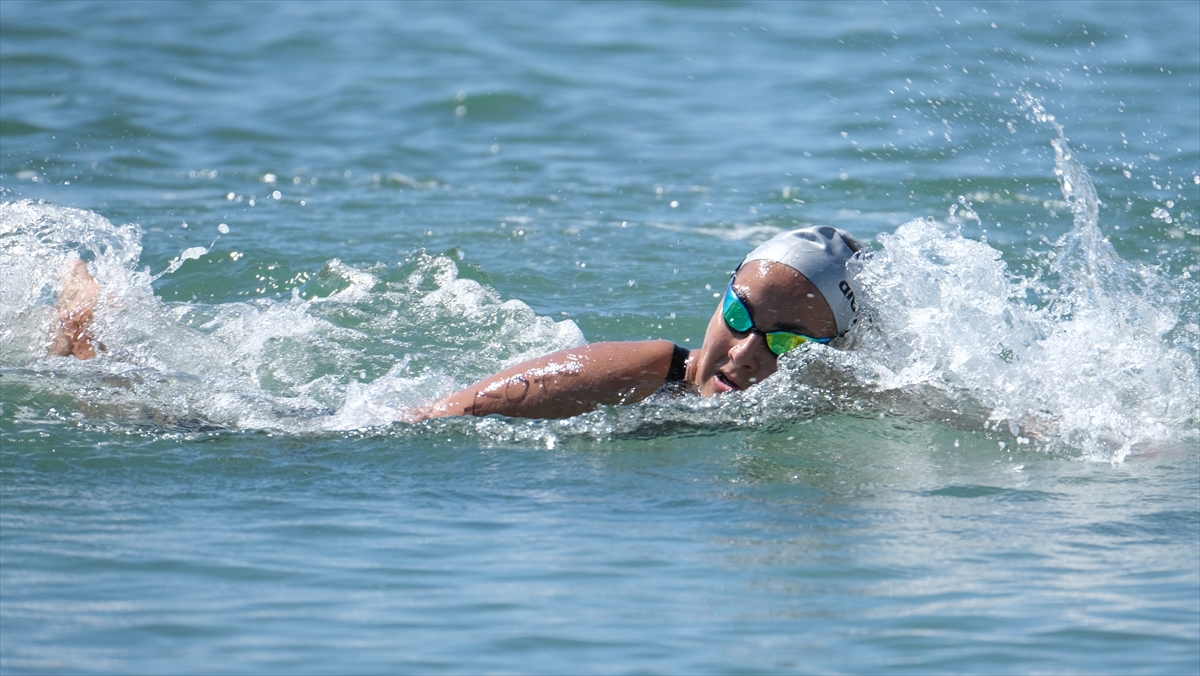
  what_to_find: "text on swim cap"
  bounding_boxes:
[839,280,857,313]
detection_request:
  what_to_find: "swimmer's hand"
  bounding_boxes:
[48,260,101,360]
[405,340,683,421]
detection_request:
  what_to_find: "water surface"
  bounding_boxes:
[2,1,1197,673]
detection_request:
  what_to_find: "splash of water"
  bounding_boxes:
[0,200,584,432]
[824,97,1199,462]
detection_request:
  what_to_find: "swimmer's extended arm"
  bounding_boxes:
[410,340,683,420]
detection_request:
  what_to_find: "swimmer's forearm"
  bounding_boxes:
[414,340,679,420]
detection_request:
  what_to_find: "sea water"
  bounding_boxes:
[1,2,1197,673]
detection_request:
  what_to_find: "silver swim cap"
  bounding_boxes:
[739,226,862,336]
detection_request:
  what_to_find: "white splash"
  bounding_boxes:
[154,244,213,279]
[826,98,1199,462]
[0,200,584,433]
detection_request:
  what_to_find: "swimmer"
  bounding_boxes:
[50,226,863,421]
[408,225,862,420]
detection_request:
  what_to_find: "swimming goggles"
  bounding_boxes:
[722,277,832,356]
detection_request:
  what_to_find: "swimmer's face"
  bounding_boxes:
[691,260,837,397]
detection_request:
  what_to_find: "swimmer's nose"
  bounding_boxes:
[728,332,771,373]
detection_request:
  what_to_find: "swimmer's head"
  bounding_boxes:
[689,226,862,397]
[738,226,862,336]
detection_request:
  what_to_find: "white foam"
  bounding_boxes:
[0,201,585,433]
[818,104,1199,462]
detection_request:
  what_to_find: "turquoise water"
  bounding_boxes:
[2,1,1198,673]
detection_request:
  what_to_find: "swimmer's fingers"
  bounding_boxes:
[47,328,74,357]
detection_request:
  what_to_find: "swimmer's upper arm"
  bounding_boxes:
[409,340,681,420]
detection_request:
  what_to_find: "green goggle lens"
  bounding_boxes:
[721,283,754,332]
[721,278,831,356]
[764,332,809,355]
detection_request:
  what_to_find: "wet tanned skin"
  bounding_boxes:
[48,260,100,360]
[686,260,837,397]
[412,340,679,420]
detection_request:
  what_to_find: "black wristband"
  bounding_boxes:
[666,343,690,382]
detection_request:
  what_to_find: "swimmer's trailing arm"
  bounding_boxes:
[409,340,681,420]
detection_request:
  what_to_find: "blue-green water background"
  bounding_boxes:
[2,1,1198,673]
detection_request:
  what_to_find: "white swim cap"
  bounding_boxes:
[739,226,862,336]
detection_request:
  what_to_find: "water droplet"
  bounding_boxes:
[217,223,229,234]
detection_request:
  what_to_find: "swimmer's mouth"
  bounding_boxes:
[715,372,742,392]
